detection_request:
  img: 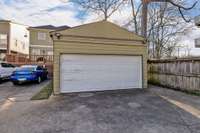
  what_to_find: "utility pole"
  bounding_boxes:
[141,0,148,38]
[6,34,10,54]
[194,16,200,48]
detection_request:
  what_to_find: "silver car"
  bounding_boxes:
[0,62,16,82]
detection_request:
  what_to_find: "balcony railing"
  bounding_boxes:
[0,43,7,49]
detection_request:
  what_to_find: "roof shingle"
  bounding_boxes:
[31,25,70,30]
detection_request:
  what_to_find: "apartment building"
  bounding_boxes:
[0,20,29,60]
[28,25,69,56]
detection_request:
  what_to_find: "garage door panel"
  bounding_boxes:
[60,54,142,93]
[61,79,139,92]
[61,69,140,83]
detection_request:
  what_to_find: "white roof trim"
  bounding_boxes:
[0,48,7,50]
[30,45,53,48]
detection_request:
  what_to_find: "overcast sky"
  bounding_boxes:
[0,0,200,56]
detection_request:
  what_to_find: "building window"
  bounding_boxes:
[32,49,40,55]
[41,50,46,55]
[0,53,6,61]
[38,32,46,40]
[0,34,7,44]
[47,51,53,55]
[15,40,18,46]
[24,32,28,38]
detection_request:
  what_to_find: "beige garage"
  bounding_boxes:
[51,21,147,94]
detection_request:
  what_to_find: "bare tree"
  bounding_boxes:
[141,0,198,37]
[147,2,193,58]
[127,1,195,59]
[122,0,142,34]
[63,0,197,59]
[181,45,192,57]
[71,0,127,20]
[130,0,142,34]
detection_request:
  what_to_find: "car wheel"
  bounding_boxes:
[44,74,48,80]
[37,76,41,84]
[12,81,19,85]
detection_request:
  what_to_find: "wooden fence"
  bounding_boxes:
[6,54,53,76]
[6,54,53,63]
[148,58,200,91]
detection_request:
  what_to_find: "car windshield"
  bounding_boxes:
[17,66,36,71]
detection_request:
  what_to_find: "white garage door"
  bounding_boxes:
[60,54,142,93]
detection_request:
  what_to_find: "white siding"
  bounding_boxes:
[10,23,29,54]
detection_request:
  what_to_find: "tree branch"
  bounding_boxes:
[167,0,197,10]
[147,0,198,22]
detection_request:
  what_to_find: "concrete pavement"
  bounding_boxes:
[0,86,199,133]
[0,80,50,103]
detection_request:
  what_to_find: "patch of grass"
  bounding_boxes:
[179,89,200,96]
[149,82,200,97]
[31,82,53,100]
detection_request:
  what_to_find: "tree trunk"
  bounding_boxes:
[130,0,138,34]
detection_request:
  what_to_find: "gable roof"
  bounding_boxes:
[52,21,144,41]
[0,19,28,26]
[30,25,70,30]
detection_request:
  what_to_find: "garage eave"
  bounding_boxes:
[52,35,146,46]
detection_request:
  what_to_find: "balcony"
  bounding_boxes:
[195,38,200,48]
[0,43,7,50]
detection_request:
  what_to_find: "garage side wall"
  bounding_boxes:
[53,39,147,94]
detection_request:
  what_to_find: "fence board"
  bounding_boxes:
[148,58,200,91]
[6,54,53,77]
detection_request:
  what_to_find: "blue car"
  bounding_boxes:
[11,65,48,85]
